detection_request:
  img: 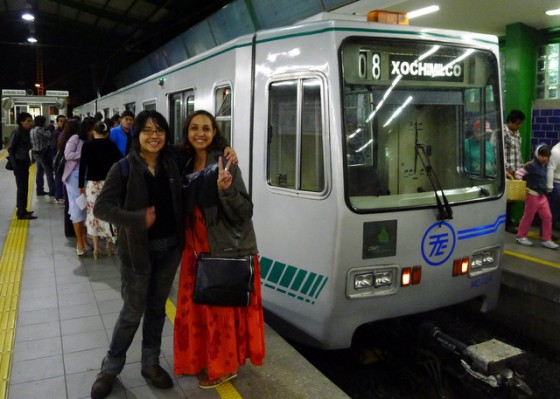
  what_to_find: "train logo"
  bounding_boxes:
[421,222,456,266]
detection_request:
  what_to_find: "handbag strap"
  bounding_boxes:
[190,224,199,257]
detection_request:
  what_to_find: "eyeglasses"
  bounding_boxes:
[141,128,166,136]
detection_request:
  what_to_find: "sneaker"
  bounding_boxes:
[542,240,559,249]
[141,365,173,389]
[515,237,533,246]
[91,372,116,399]
[36,191,48,196]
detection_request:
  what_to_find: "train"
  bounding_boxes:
[75,11,506,349]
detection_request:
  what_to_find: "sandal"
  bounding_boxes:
[198,372,237,389]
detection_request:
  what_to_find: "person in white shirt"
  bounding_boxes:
[546,141,560,230]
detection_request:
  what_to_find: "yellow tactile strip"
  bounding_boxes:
[0,164,35,398]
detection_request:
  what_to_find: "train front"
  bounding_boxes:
[337,36,505,347]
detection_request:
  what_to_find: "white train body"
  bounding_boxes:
[77,13,505,349]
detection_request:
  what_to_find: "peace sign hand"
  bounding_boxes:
[217,156,233,191]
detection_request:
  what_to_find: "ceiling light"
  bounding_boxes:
[407,5,440,19]
[22,13,35,21]
[546,9,560,16]
[27,37,37,43]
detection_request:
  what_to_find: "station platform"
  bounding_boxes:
[0,150,349,399]
[497,227,560,351]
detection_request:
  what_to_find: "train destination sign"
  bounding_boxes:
[389,54,464,82]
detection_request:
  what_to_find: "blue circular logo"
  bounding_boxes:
[421,221,456,266]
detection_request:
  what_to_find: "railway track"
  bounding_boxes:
[287,302,560,399]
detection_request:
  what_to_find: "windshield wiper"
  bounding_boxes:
[415,143,453,221]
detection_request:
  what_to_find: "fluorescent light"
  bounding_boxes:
[407,5,440,19]
[546,9,560,16]
[27,37,37,43]
[22,13,35,21]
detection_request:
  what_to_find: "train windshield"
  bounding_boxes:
[341,39,503,211]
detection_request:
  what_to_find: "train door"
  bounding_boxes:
[252,71,336,321]
[169,89,195,145]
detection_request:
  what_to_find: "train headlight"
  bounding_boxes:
[374,271,393,288]
[470,249,497,270]
[354,273,374,289]
[348,266,398,298]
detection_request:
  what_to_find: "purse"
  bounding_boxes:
[506,174,526,202]
[5,156,13,171]
[193,252,255,307]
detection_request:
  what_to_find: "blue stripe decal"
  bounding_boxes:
[457,215,506,240]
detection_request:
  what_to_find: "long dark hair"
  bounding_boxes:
[181,110,227,157]
[58,119,80,151]
[130,110,170,153]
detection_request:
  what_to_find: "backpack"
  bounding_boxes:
[53,150,65,177]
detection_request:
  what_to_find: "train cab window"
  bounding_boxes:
[215,86,232,144]
[267,77,325,193]
[341,39,503,211]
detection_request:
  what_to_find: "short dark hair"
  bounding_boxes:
[16,112,32,127]
[121,110,134,119]
[131,110,170,153]
[507,110,525,124]
[56,114,66,122]
[34,115,46,127]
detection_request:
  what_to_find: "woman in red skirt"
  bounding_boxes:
[174,110,265,388]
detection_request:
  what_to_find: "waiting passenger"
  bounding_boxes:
[7,112,37,220]
[30,115,55,197]
[78,121,122,259]
[61,118,92,255]
[109,110,134,156]
[51,115,67,204]
[516,145,559,249]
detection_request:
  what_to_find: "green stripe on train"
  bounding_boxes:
[259,256,328,305]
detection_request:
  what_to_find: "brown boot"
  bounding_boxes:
[91,371,116,399]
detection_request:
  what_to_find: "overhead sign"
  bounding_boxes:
[2,89,26,96]
[46,90,69,97]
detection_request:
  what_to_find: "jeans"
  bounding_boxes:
[33,150,55,194]
[101,246,181,375]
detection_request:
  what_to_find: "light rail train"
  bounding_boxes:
[76,12,506,349]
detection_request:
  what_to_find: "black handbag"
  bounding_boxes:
[5,156,13,171]
[193,252,255,307]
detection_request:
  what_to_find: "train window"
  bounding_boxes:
[267,77,325,193]
[103,108,109,119]
[215,86,232,144]
[124,102,136,115]
[143,101,156,111]
[341,39,503,211]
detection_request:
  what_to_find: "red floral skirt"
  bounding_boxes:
[173,208,265,380]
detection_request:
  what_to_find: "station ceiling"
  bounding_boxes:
[2,0,560,108]
[0,0,232,105]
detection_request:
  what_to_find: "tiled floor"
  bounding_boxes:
[0,151,349,399]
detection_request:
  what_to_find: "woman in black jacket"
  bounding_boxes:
[90,110,184,399]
